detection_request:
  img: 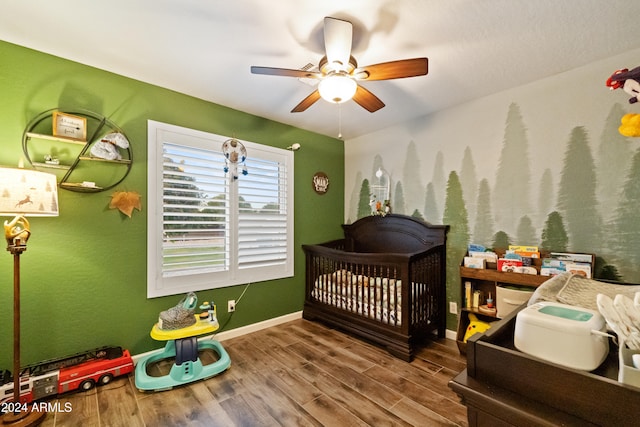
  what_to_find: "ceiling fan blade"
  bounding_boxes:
[251,66,322,79]
[354,58,428,81]
[323,17,352,69]
[291,90,321,113]
[352,85,385,112]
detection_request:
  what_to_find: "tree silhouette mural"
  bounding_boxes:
[598,264,622,282]
[403,141,424,215]
[493,103,532,234]
[537,168,554,228]
[442,171,469,328]
[492,231,511,249]
[540,211,568,252]
[611,147,640,281]
[460,146,478,226]
[357,179,372,219]
[472,178,494,247]
[432,151,446,211]
[394,181,406,215]
[596,103,633,222]
[347,170,363,223]
[424,182,440,224]
[516,215,536,245]
[344,84,640,284]
[556,126,602,253]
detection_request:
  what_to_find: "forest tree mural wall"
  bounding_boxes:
[344,48,640,330]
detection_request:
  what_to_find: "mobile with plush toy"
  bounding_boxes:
[606,66,640,137]
[607,66,640,104]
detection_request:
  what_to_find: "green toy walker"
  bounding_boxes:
[135,294,230,391]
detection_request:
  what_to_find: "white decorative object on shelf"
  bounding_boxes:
[90,132,130,160]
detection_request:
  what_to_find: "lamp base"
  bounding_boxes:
[1,409,46,427]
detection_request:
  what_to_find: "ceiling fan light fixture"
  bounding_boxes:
[318,73,357,104]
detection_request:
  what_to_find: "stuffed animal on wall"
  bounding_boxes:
[606,66,640,137]
[463,313,492,343]
[606,66,640,104]
[619,113,640,137]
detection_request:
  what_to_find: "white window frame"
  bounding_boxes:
[147,120,294,298]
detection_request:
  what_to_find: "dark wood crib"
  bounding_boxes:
[302,214,449,361]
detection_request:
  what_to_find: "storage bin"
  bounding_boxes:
[496,284,534,318]
[618,341,640,388]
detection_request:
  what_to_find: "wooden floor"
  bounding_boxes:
[38,318,468,426]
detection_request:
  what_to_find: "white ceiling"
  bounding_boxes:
[3,0,640,140]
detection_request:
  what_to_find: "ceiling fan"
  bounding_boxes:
[250,17,428,113]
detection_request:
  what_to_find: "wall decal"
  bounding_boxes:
[109,191,142,218]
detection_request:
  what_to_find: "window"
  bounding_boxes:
[147,121,294,298]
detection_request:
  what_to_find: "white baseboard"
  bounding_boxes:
[445,329,457,341]
[132,311,303,363]
[215,311,303,342]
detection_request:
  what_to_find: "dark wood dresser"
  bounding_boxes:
[449,308,639,426]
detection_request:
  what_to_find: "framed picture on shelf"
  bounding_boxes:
[53,111,87,141]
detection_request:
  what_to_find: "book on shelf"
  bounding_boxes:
[512,266,538,275]
[541,267,566,277]
[509,245,539,253]
[540,252,593,278]
[464,256,486,269]
[565,262,592,278]
[513,250,540,258]
[468,251,498,262]
[549,252,593,264]
[497,258,523,272]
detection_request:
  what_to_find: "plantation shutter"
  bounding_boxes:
[147,120,294,298]
[237,156,289,269]
[162,142,229,277]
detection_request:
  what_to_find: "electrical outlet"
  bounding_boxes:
[227,300,236,312]
[449,301,458,314]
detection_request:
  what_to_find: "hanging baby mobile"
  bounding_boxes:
[606,66,640,137]
[222,137,248,180]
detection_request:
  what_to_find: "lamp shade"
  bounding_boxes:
[318,74,357,104]
[0,167,58,216]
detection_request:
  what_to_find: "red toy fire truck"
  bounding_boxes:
[1,346,133,406]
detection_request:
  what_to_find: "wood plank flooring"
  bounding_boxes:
[37,318,468,426]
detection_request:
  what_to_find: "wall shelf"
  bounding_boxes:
[25,131,88,145]
[22,108,132,192]
[459,266,549,287]
[78,156,132,164]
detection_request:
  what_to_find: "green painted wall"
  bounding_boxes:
[0,40,345,368]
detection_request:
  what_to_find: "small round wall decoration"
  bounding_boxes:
[312,172,329,195]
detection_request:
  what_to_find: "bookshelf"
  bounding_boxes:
[456,250,594,353]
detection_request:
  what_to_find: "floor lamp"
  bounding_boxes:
[0,167,58,427]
